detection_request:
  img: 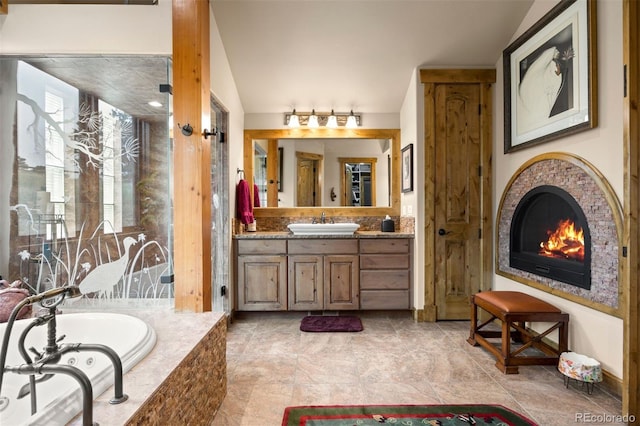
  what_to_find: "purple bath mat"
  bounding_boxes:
[300,315,363,332]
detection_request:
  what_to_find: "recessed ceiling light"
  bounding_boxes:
[148,101,163,108]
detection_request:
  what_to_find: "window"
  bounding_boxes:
[44,91,67,239]
[99,100,137,233]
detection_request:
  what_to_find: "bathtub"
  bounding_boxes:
[0,312,156,426]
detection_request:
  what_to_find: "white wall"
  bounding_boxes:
[209,4,245,226]
[400,69,423,309]
[493,0,624,379]
[0,3,172,54]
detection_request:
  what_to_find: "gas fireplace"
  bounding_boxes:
[509,185,591,290]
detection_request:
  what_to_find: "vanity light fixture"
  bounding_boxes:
[283,110,361,128]
[326,110,338,128]
[308,109,320,128]
[287,109,300,128]
[345,110,358,129]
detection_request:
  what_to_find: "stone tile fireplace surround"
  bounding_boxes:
[496,153,623,315]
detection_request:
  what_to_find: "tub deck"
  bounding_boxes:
[65,302,227,426]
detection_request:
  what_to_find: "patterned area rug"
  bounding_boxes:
[282,404,538,425]
[300,316,363,332]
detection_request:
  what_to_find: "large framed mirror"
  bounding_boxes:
[243,128,401,218]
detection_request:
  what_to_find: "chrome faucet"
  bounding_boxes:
[321,211,326,223]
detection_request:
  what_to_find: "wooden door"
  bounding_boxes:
[434,83,483,320]
[296,152,322,206]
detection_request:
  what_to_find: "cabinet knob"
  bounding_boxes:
[438,228,450,236]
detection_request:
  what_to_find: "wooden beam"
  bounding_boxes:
[172,0,212,312]
[623,0,639,417]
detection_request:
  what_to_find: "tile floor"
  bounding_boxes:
[211,311,624,425]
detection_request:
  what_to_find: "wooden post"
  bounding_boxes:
[172,0,212,312]
[623,0,639,417]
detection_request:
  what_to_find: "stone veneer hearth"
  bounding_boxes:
[496,153,623,314]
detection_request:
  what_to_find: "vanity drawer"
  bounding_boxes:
[288,239,358,254]
[360,254,410,269]
[237,239,287,255]
[360,290,410,310]
[360,270,409,290]
[359,239,409,254]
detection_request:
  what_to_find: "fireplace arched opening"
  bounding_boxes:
[509,185,591,290]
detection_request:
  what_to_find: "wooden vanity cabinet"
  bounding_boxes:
[359,238,412,309]
[288,239,359,310]
[236,239,287,311]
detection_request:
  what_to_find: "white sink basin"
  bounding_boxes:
[287,223,360,235]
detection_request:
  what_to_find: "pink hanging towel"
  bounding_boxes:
[236,179,254,224]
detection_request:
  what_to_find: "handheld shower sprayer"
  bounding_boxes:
[24,285,83,305]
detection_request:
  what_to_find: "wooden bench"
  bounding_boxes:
[467,291,569,374]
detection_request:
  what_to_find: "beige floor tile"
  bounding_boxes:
[212,312,623,426]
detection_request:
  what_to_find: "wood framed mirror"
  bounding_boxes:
[243,128,401,218]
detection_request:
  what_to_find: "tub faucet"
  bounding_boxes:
[321,211,326,223]
[0,285,128,426]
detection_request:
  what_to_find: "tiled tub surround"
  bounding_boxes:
[497,153,623,313]
[63,304,227,426]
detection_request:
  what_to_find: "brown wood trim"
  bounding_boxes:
[172,0,212,312]
[422,82,437,321]
[420,68,496,84]
[0,0,7,14]
[246,128,401,218]
[623,0,639,417]
[480,82,493,293]
[266,139,278,207]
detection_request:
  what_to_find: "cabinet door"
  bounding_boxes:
[324,255,359,310]
[288,255,323,310]
[237,255,287,311]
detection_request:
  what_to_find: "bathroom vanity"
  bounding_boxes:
[234,233,413,311]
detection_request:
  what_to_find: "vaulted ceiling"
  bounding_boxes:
[210,0,535,114]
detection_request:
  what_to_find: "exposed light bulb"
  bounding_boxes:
[345,110,358,128]
[308,109,319,128]
[326,110,338,128]
[288,109,300,128]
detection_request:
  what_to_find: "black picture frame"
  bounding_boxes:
[401,144,413,193]
[277,147,283,192]
[504,0,597,153]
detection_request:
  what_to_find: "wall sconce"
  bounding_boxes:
[285,110,362,128]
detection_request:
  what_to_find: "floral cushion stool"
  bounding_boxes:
[558,351,602,394]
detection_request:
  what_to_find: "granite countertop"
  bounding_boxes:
[234,231,414,239]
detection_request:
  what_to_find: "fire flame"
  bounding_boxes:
[539,219,585,262]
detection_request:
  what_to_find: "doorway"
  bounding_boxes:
[210,96,230,313]
[421,70,495,321]
[296,151,322,206]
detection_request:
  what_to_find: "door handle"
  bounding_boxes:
[438,228,450,236]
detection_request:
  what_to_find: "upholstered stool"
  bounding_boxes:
[558,351,602,394]
[467,291,569,374]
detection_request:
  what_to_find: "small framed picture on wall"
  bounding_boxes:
[402,144,413,193]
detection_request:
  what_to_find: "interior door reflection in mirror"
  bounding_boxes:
[341,158,377,206]
[257,138,391,207]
